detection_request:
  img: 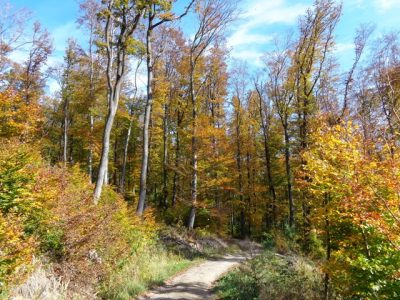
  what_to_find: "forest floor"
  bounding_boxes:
[137,240,261,300]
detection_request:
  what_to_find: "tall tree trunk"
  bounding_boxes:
[120,117,133,194]
[188,59,197,229]
[172,114,182,207]
[257,93,277,226]
[324,193,331,300]
[246,150,252,237]
[284,121,294,227]
[93,0,143,203]
[235,100,245,237]
[299,98,312,243]
[88,23,95,183]
[137,13,154,215]
[89,114,94,183]
[69,135,74,163]
[113,131,118,185]
[63,98,69,166]
[94,102,118,203]
[162,102,169,208]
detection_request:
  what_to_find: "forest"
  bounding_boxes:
[1,0,400,299]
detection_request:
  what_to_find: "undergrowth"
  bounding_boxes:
[215,250,323,300]
[0,141,202,299]
[99,246,196,300]
[215,229,324,300]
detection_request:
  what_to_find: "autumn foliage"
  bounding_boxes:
[301,119,400,297]
[1,0,400,298]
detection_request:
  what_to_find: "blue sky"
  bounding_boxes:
[8,0,400,92]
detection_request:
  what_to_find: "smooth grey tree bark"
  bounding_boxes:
[137,11,155,215]
[171,111,183,207]
[137,1,195,216]
[62,95,69,165]
[162,101,169,207]
[188,56,198,229]
[234,96,245,237]
[88,26,95,183]
[120,59,142,194]
[93,0,143,204]
[120,117,132,194]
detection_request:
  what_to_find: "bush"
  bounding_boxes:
[215,250,324,300]
[261,232,275,249]
[0,213,36,295]
[0,141,52,293]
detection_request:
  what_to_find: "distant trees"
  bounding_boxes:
[186,0,236,229]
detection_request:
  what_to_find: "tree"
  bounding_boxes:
[302,119,400,298]
[78,0,101,182]
[60,40,80,165]
[265,39,296,227]
[0,0,31,85]
[230,62,248,237]
[187,0,236,229]
[93,0,144,203]
[19,22,52,105]
[254,77,277,227]
[340,23,374,119]
[292,0,341,241]
[137,0,195,215]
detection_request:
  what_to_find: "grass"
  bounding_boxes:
[214,250,324,300]
[99,246,200,300]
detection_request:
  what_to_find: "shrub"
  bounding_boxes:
[0,213,36,295]
[261,232,275,249]
[0,141,53,293]
[215,250,324,300]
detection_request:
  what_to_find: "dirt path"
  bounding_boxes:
[137,242,260,300]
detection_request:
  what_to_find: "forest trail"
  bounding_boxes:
[137,241,260,300]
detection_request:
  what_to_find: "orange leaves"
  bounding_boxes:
[303,120,400,236]
[301,118,400,294]
[0,89,42,140]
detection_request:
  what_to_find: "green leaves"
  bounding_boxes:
[126,37,146,57]
[0,148,36,214]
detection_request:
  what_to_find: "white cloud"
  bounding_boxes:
[375,0,400,11]
[228,31,273,48]
[334,43,354,54]
[230,49,264,66]
[242,0,308,26]
[48,79,60,95]
[227,0,309,66]
[8,49,28,64]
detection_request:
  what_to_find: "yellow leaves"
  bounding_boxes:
[159,12,174,21]
[303,118,400,255]
[0,213,36,287]
[0,89,42,140]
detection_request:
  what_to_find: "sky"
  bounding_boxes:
[7,0,400,93]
